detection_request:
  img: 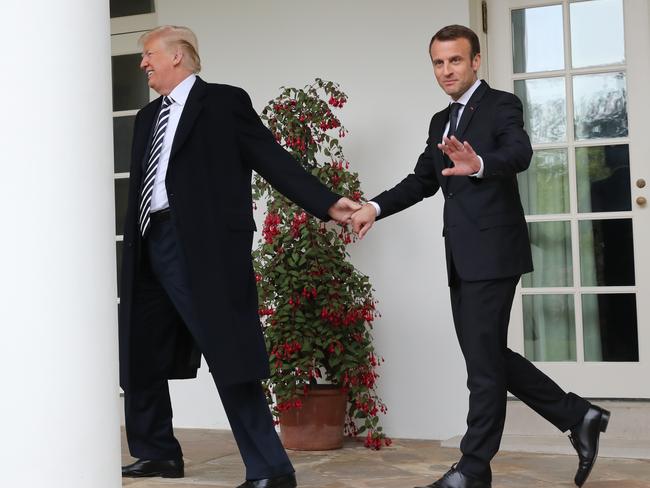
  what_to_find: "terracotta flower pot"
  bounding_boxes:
[279,385,347,450]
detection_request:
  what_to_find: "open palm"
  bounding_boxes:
[438,136,481,176]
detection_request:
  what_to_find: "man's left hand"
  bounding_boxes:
[328,197,362,224]
[438,136,481,176]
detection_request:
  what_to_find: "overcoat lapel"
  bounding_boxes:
[139,101,161,171]
[169,77,208,162]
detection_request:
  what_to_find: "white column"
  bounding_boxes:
[0,1,121,487]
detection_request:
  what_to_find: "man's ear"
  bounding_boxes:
[173,49,184,66]
[472,53,482,72]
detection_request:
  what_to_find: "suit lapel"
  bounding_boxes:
[169,77,208,161]
[454,80,488,140]
[431,107,451,193]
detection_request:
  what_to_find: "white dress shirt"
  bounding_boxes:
[442,78,482,144]
[370,78,484,217]
[150,74,197,212]
[444,78,485,180]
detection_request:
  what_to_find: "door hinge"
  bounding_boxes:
[482,1,488,34]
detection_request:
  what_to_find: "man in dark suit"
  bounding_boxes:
[119,25,360,488]
[351,25,609,488]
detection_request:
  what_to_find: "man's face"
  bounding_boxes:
[140,36,178,95]
[430,38,480,100]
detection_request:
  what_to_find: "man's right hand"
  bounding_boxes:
[351,203,377,239]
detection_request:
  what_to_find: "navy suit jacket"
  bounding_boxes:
[373,81,534,282]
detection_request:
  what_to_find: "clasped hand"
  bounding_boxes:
[328,197,363,224]
[350,203,377,239]
[327,198,376,239]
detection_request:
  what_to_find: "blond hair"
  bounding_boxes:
[140,25,201,74]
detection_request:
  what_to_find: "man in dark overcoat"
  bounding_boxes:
[119,25,360,488]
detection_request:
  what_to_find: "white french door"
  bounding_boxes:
[111,12,157,304]
[487,0,650,397]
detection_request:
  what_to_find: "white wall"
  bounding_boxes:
[156,0,471,440]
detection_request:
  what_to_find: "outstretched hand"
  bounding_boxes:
[438,136,481,176]
[328,197,362,224]
[350,203,377,239]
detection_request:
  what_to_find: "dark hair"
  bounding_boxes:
[429,25,480,59]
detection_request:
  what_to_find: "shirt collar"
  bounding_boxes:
[450,78,482,106]
[168,74,197,106]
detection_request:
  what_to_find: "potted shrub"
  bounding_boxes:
[253,79,390,450]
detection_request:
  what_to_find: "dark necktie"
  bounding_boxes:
[447,102,462,139]
[444,102,462,168]
[139,95,174,236]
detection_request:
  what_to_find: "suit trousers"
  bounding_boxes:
[448,263,590,483]
[124,217,294,480]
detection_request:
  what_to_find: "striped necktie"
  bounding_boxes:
[139,95,173,236]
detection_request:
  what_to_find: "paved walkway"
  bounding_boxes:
[121,429,650,487]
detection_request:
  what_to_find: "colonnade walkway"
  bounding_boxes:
[121,429,650,487]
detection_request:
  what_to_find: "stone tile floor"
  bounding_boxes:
[121,429,650,487]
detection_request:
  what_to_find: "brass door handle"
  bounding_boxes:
[637,196,647,206]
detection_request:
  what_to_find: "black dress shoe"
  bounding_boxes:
[569,405,610,487]
[236,473,297,488]
[415,465,490,488]
[121,458,184,478]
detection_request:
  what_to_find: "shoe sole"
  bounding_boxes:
[575,408,610,487]
[123,471,184,478]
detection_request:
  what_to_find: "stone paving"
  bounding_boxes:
[121,428,650,487]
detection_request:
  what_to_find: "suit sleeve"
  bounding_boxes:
[480,93,533,178]
[371,125,441,221]
[232,87,340,221]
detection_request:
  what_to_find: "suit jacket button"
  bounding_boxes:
[447,192,454,198]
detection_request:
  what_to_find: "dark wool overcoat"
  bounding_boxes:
[119,77,339,390]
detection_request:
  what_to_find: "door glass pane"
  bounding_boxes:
[523,221,573,288]
[512,4,564,73]
[576,145,631,213]
[573,72,628,140]
[113,115,136,173]
[515,77,566,144]
[579,219,635,286]
[116,241,123,298]
[112,54,150,112]
[519,149,569,215]
[583,294,638,361]
[570,0,625,68]
[110,0,155,18]
[524,294,576,361]
[115,178,130,235]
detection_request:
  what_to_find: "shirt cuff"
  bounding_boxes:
[368,201,381,217]
[470,155,484,178]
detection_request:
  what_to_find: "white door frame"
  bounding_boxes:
[486,0,650,398]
